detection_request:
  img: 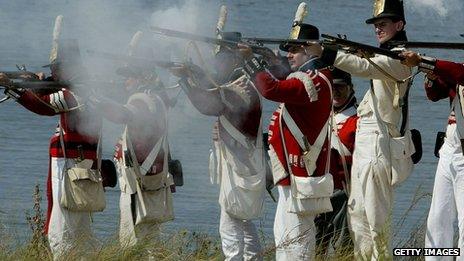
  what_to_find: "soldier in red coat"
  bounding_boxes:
[1,39,103,258]
[315,68,357,256]
[401,50,464,258]
[239,23,334,260]
[401,51,464,85]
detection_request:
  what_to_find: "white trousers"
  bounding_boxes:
[119,192,160,247]
[348,117,393,260]
[219,208,262,261]
[48,157,97,259]
[274,185,316,261]
[425,125,464,261]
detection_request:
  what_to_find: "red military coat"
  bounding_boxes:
[424,61,464,123]
[16,88,101,159]
[331,100,358,190]
[253,68,334,185]
[433,60,464,86]
[13,87,101,234]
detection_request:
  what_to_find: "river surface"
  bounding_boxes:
[0,0,463,247]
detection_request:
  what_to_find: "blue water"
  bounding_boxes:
[0,0,463,247]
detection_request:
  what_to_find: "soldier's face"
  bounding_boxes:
[215,51,238,79]
[124,77,139,92]
[333,83,352,107]
[374,18,404,44]
[50,64,60,80]
[287,46,310,71]
[51,64,72,81]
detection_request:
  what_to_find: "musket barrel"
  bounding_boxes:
[150,26,270,53]
[389,41,464,50]
[242,37,319,45]
[151,25,228,45]
[2,71,40,80]
[87,50,182,69]
[12,81,65,90]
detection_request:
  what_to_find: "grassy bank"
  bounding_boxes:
[0,185,431,260]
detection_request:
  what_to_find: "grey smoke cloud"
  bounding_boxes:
[147,0,228,135]
[408,0,463,17]
[150,0,219,72]
[0,0,225,155]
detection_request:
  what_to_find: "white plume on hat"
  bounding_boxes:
[293,2,308,25]
[128,31,143,57]
[216,5,227,36]
[49,15,64,64]
[289,2,308,39]
[214,5,228,54]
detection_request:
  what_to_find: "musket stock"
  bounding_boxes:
[321,34,402,60]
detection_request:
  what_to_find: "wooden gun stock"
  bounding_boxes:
[321,34,403,60]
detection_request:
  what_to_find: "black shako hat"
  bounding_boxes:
[279,23,319,52]
[366,0,406,24]
[331,68,352,86]
[117,31,156,78]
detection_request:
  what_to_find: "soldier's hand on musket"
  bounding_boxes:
[170,63,205,79]
[237,43,254,59]
[0,73,11,86]
[306,42,323,57]
[399,51,421,67]
[169,64,190,78]
[426,72,438,81]
[253,47,281,66]
[35,72,46,80]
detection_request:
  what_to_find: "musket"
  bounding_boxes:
[0,80,67,91]
[242,37,317,46]
[87,49,184,69]
[0,78,123,93]
[243,34,403,60]
[0,80,66,103]
[1,64,41,80]
[150,26,403,60]
[150,25,271,53]
[388,41,464,50]
[321,34,403,60]
[1,71,40,80]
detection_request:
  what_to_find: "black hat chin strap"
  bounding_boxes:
[334,92,356,113]
[380,30,407,49]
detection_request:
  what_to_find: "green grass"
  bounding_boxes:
[0,184,431,260]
